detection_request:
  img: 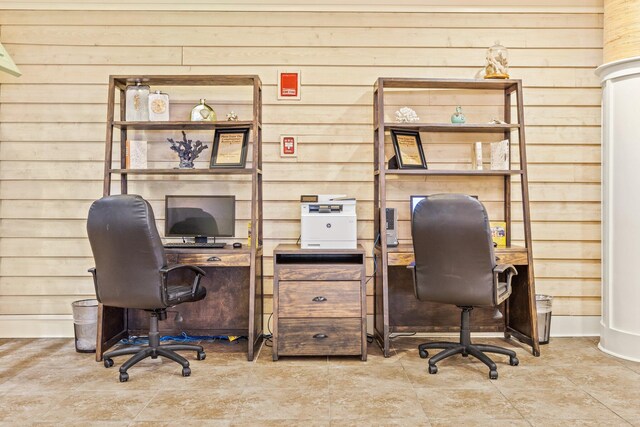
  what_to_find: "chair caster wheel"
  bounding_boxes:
[419,349,428,359]
[510,356,519,366]
[428,365,438,375]
[104,358,114,368]
[182,367,191,377]
[197,351,206,361]
[489,370,498,380]
[119,372,129,382]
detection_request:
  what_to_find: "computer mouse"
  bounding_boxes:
[233,242,242,249]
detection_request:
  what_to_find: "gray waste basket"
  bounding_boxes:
[536,294,553,344]
[71,299,99,353]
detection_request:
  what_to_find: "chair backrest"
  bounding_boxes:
[87,194,167,309]
[412,194,496,307]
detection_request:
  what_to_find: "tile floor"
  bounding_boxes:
[0,336,638,426]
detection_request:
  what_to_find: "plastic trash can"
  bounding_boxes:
[536,294,553,344]
[71,299,99,353]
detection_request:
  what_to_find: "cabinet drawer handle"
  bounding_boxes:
[207,256,221,262]
[313,333,328,339]
[312,296,327,302]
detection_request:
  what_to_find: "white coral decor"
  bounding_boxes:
[395,107,420,123]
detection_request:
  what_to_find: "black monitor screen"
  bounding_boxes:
[165,196,235,238]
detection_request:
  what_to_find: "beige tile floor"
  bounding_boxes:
[0,336,638,426]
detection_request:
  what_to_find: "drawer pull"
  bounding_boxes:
[207,256,221,262]
[312,296,327,302]
[313,333,328,339]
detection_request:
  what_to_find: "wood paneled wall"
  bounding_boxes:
[0,5,602,335]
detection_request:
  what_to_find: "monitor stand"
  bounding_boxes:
[194,236,226,249]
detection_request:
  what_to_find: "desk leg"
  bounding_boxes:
[373,255,391,357]
[95,304,127,362]
[506,265,541,356]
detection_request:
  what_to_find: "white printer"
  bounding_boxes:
[300,194,357,249]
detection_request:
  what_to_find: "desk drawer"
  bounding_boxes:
[177,253,251,267]
[279,281,361,318]
[278,264,362,281]
[278,318,361,356]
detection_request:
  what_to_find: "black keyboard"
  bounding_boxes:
[164,242,227,249]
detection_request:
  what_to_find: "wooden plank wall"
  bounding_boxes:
[0,6,602,335]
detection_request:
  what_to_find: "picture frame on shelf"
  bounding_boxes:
[390,128,427,169]
[210,127,249,168]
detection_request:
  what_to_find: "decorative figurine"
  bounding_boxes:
[484,41,509,79]
[451,106,466,123]
[394,107,420,123]
[167,131,208,169]
[148,90,170,121]
[226,111,239,121]
[125,81,150,121]
[190,99,216,122]
[488,118,507,124]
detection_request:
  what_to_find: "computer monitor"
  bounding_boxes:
[165,195,235,243]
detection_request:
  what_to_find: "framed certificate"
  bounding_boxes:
[210,128,250,168]
[390,129,427,169]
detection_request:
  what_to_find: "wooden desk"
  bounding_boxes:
[96,246,264,361]
[374,244,540,356]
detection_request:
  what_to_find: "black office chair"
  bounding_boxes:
[87,194,207,382]
[410,194,519,379]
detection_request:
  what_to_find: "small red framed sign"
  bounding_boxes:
[280,135,297,158]
[278,70,301,100]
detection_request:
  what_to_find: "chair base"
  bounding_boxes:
[103,311,205,382]
[417,307,519,380]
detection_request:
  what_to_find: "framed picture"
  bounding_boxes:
[390,129,427,169]
[210,127,249,168]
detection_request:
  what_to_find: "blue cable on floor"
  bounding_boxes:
[119,332,247,345]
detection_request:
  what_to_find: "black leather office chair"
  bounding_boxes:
[87,194,207,382]
[410,194,519,379]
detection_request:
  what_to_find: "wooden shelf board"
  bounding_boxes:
[375,78,519,91]
[381,123,519,132]
[112,75,260,87]
[110,168,254,175]
[379,169,523,176]
[112,120,256,130]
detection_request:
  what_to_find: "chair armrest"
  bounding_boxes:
[159,264,206,276]
[493,264,518,305]
[160,264,206,306]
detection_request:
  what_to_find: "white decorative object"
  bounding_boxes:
[394,107,420,123]
[472,142,483,170]
[125,81,150,121]
[488,118,507,124]
[490,139,509,170]
[484,40,509,79]
[148,90,170,121]
[226,111,239,121]
[126,140,147,169]
[597,56,640,362]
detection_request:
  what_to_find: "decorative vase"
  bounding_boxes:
[484,41,509,79]
[125,81,150,121]
[451,106,466,123]
[148,90,170,121]
[179,158,195,169]
[190,99,216,121]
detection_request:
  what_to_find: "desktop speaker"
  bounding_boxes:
[385,207,399,247]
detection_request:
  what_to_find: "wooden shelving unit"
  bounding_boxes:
[373,77,540,357]
[97,75,264,361]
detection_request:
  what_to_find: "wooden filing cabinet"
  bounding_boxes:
[272,244,367,361]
